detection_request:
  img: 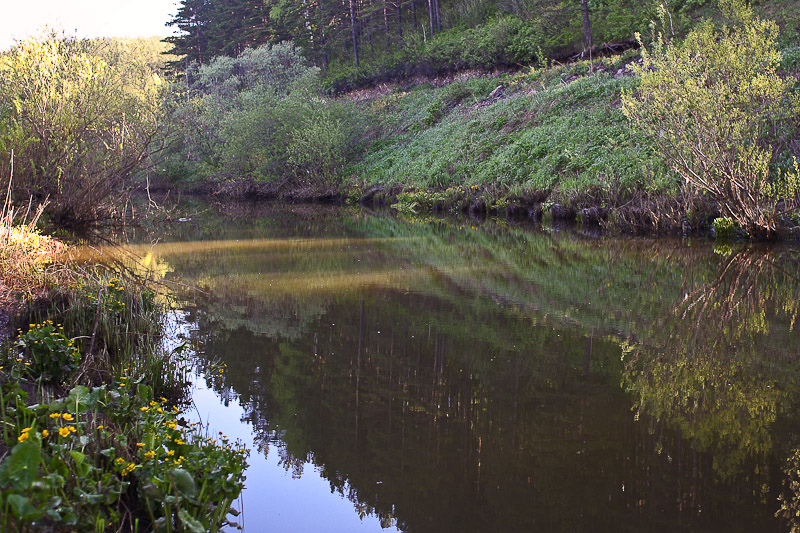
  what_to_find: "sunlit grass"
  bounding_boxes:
[1,195,66,304]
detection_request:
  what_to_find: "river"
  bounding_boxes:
[87,201,800,532]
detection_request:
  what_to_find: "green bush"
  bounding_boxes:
[622,0,800,238]
[712,216,738,239]
[0,34,162,228]
[13,321,79,385]
[163,42,372,187]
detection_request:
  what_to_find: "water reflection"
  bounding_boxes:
[84,205,800,531]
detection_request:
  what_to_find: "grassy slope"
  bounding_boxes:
[345,54,675,206]
[342,2,800,212]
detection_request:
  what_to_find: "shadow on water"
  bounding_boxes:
[79,203,800,532]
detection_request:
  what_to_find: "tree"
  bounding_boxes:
[0,35,162,228]
[622,0,800,239]
[165,0,212,66]
[580,0,592,54]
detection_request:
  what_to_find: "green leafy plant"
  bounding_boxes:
[0,378,248,532]
[712,216,737,239]
[622,0,800,239]
[14,320,80,384]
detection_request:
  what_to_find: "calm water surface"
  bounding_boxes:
[95,203,800,532]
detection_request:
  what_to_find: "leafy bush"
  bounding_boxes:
[0,380,247,531]
[712,216,737,239]
[14,321,80,384]
[0,34,163,229]
[163,42,372,187]
[622,0,800,238]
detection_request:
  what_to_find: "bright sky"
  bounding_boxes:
[0,0,181,50]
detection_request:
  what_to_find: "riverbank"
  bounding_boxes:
[156,41,800,240]
[0,215,249,531]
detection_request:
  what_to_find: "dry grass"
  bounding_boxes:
[0,156,67,310]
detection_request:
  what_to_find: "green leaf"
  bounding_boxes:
[0,441,42,488]
[170,468,197,497]
[70,450,90,477]
[67,385,91,412]
[7,494,44,521]
[178,509,206,533]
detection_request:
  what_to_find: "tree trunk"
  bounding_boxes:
[433,0,441,33]
[581,0,592,53]
[349,0,359,66]
[384,2,391,49]
[397,0,403,42]
[427,0,434,36]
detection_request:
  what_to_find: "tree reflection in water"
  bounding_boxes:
[85,205,800,531]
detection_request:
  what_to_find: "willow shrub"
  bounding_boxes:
[622,0,800,239]
[0,35,162,229]
[164,42,371,188]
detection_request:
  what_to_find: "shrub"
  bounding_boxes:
[712,216,737,239]
[14,321,80,384]
[622,0,800,239]
[165,42,373,187]
[0,381,248,531]
[0,34,162,229]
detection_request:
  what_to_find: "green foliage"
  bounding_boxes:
[163,42,372,186]
[351,71,672,203]
[18,275,188,401]
[778,447,800,532]
[323,16,542,93]
[0,34,163,228]
[13,321,80,385]
[0,381,248,531]
[622,0,800,238]
[392,185,494,213]
[712,216,738,239]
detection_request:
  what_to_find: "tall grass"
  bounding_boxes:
[0,153,65,304]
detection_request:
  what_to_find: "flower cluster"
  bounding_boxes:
[14,320,80,383]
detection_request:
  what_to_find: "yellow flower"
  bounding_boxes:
[175,439,185,445]
[61,413,74,421]
[115,457,125,465]
[156,408,164,414]
[41,429,49,438]
[58,427,71,438]
[167,450,175,456]
[17,432,29,442]
[68,426,76,434]
[96,425,104,430]
[136,442,145,448]
[49,413,62,419]
[140,407,149,412]
[144,451,156,460]
[149,401,157,407]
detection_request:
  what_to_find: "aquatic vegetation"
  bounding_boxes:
[0,269,249,531]
[13,321,80,385]
[0,379,248,531]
